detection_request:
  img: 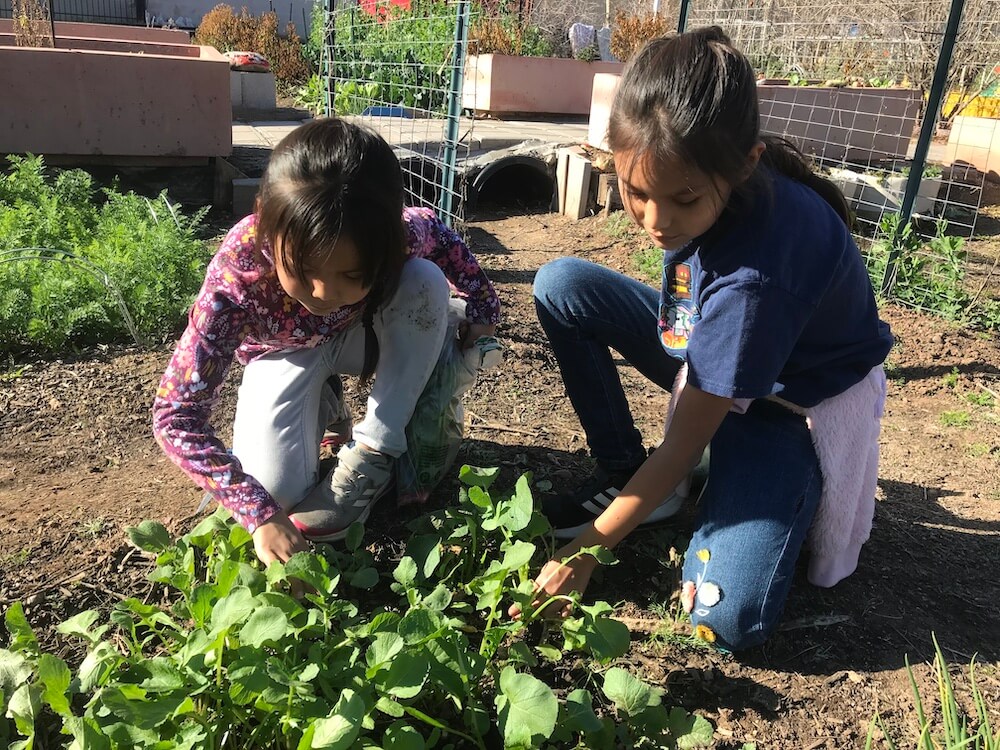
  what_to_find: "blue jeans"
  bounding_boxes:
[534,257,822,650]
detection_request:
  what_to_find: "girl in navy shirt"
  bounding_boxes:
[517,27,893,650]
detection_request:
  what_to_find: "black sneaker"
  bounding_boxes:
[541,464,693,540]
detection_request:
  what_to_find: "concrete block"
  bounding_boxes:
[563,149,592,220]
[231,71,277,110]
[232,177,262,218]
[230,70,243,107]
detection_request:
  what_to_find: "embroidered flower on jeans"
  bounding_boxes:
[680,580,697,614]
[694,624,717,643]
[697,581,721,607]
[696,548,711,563]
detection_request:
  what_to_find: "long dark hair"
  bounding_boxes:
[256,118,407,384]
[608,26,849,225]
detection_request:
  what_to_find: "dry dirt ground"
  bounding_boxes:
[1,207,999,748]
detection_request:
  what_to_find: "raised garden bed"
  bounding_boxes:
[464,53,623,117]
[756,84,922,164]
[0,22,231,160]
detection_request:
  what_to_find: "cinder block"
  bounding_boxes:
[230,70,243,107]
[232,177,261,218]
[230,71,277,110]
[563,149,592,220]
[241,72,277,110]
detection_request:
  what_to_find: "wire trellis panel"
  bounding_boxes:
[323,0,471,227]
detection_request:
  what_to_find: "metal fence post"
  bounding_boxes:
[323,0,335,117]
[438,0,469,226]
[880,0,965,297]
[676,0,691,33]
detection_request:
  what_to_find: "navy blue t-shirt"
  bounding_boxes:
[657,170,893,408]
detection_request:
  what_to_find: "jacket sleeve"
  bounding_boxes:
[151,224,283,533]
[404,207,501,324]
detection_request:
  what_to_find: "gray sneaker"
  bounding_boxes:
[290,442,395,541]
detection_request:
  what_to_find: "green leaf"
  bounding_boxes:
[422,584,453,612]
[55,610,107,644]
[0,650,33,700]
[285,552,336,595]
[345,522,365,552]
[310,688,366,749]
[466,485,492,509]
[189,583,216,627]
[37,654,72,718]
[563,689,603,734]
[407,534,443,579]
[458,465,499,489]
[398,609,441,645]
[349,567,379,589]
[8,683,41,738]
[126,520,171,553]
[392,557,418,588]
[383,720,425,750]
[578,545,618,566]
[4,603,38,654]
[366,632,404,675]
[209,586,256,635]
[578,607,630,660]
[668,707,714,748]
[186,511,229,546]
[602,667,661,718]
[500,540,536,571]
[375,695,405,718]
[138,657,186,693]
[239,606,290,648]
[535,644,562,662]
[495,667,558,747]
[380,650,431,700]
[78,641,121,693]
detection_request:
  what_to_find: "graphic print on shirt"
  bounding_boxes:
[659,260,700,356]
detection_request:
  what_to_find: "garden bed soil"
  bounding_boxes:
[2,209,999,747]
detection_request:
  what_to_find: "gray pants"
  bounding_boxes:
[231,257,451,512]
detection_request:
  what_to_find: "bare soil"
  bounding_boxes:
[1,208,999,748]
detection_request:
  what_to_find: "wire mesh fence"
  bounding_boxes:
[322,0,470,227]
[680,0,1000,324]
[0,0,145,25]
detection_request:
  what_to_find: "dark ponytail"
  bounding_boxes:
[760,136,850,225]
[609,26,851,226]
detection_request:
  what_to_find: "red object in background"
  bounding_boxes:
[358,0,411,19]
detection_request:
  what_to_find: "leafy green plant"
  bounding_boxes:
[939,410,971,427]
[0,468,713,749]
[0,155,211,354]
[865,214,996,328]
[634,247,663,284]
[330,0,457,114]
[866,635,999,749]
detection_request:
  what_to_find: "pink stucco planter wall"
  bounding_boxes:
[1,26,231,159]
[464,53,623,116]
[0,19,189,43]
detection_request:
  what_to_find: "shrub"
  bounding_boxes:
[194,4,311,87]
[610,11,671,63]
[0,155,211,354]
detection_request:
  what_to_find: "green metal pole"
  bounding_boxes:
[439,0,470,226]
[676,0,691,33]
[323,0,335,117]
[880,0,965,296]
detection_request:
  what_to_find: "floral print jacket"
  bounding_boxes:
[153,207,500,533]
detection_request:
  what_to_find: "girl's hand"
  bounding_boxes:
[508,551,598,620]
[458,321,497,349]
[252,512,310,566]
